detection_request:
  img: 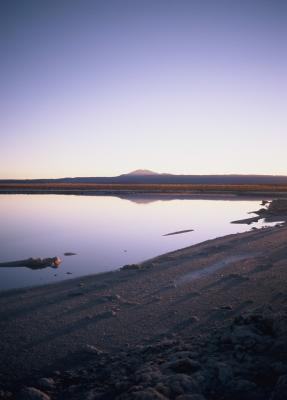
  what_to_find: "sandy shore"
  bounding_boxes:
[1,221,287,398]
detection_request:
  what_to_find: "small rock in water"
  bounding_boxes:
[163,229,194,236]
[66,272,72,275]
[52,257,62,266]
[64,252,77,256]
[261,200,269,206]
[23,256,61,269]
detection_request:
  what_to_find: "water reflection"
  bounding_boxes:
[0,194,275,291]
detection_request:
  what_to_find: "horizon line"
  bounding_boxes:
[1,172,287,180]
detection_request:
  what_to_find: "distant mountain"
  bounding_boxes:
[1,171,287,185]
[122,169,159,176]
[114,173,287,185]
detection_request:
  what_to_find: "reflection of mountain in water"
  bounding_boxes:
[117,194,271,205]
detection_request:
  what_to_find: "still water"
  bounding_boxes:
[0,195,271,291]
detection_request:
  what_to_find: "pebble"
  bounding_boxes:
[176,395,207,400]
[270,375,287,400]
[168,359,201,374]
[17,387,51,400]
[37,378,55,390]
[219,305,233,310]
[84,344,105,355]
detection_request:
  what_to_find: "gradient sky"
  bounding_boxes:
[1,0,287,178]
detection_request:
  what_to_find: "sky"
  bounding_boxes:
[1,0,287,178]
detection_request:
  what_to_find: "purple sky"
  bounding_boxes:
[1,0,286,178]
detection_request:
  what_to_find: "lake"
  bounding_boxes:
[0,194,273,291]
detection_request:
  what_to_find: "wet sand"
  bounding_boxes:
[0,222,287,396]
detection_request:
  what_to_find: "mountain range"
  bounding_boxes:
[1,170,287,185]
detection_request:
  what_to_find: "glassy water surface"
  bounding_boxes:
[0,195,272,291]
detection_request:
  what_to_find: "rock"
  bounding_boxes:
[13,256,62,269]
[84,344,105,355]
[68,291,84,297]
[121,264,141,270]
[220,305,233,311]
[165,374,200,396]
[232,379,257,392]
[0,391,12,399]
[176,395,206,400]
[272,362,287,375]
[261,200,269,206]
[169,351,199,362]
[108,310,117,317]
[271,339,287,356]
[216,362,233,385]
[64,252,77,256]
[267,199,287,214]
[219,333,232,344]
[126,388,168,399]
[198,370,217,392]
[17,387,51,400]
[231,216,260,224]
[154,383,170,397]
[84,388,107,400]
[231,326,265,350]
[270,375,287,400]
[234,313,274,335]
[37,378,55,390]
[168,359,201,374]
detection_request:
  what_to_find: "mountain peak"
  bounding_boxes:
[125,169,159,176]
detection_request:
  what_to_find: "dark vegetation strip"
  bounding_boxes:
[1,183,287,192]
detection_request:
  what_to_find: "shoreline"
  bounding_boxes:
[0,183,287,200]
[1,223,287,394]
[0,228,258,296]
[1,189,287,199]
[0,218,281,296]
[1,193,284,294]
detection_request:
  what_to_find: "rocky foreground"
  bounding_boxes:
[1,200,287,400]
[14,308,287,400]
